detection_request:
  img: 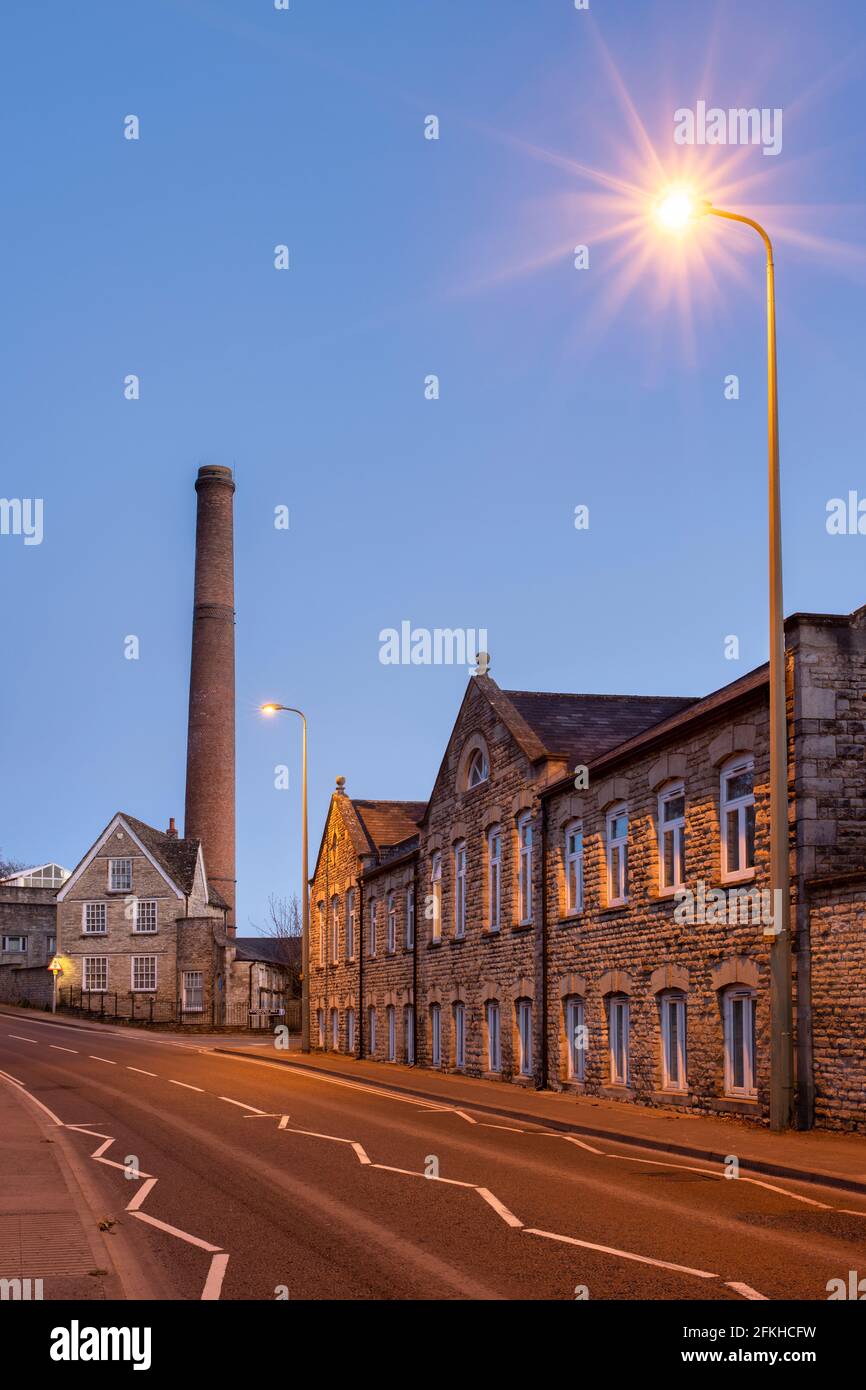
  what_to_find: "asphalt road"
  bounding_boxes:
[1,1015,863,1301]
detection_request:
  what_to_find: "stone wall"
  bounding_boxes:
[808,876,866,1132]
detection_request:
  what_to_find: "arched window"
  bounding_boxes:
[430,853,442,942]
[330,895,339,962]
[386,1004,396,1061]
[405,885,415,949]
[453,1001,466,1069]
[606,804,629,906]
[564,997,585,1081]
[467,747,489,787]
[486,1000,501,1072]
[658,783,686,892]
[430,1003,442,1066]
[724,987,756,1097]
[453,840,467,937]
[386,891,396,953]
[517,812,533,924]
[368,1005,377,1056]
[564,820,583,915]
[317,902,325,965]
[316,1007,324,1048]
[404,1004,415,1064]
[607,994,629,1085]
[721,756,755,881]
[345,888,355,960]
[346,1007,356,1053]
[659,991,686,1091]
[517,998,533,1076]
[487,825,502,931]
[330,1006,339,1050]
[368,898,377,956]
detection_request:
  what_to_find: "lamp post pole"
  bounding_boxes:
[707,207,793,1132]
[261,704,310,1053]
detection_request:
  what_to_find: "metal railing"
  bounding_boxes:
[56,988,301,1032]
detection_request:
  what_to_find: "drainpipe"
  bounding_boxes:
[412,859,419,1066]
[358,878,364,1059]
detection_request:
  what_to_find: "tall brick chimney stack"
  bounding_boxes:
[184,465,236,930]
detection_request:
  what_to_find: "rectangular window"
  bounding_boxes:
[346,889,355,960]
[488,826,501,930]
[109,858,132,892]
[517,814,533,923]
[318,903,325,965]
[722,759,756,880]
[182,971,203,1011]
[724,990,757,1097]
[609,997,629,1085]
[316,1007,324,1048]
[2,935,26,952]
[606,806,629,906]
[83,957,108,992]
[430,1003,441,1067]
[454,1002,465,1069]
[486,1001,501,1072]
[386,892,396,954]
[453,841,466,937]
[134,900,158,933]
[83,903,107,934]
[661,994,687,1091]
[131,955,157,992]
[331,897,339,963]
[566,998,585,1081]
[386,1005,396,1061]
[518,999,533,1076]
[404,1004,415,1064]
[659,786,686,892]
[368,1006,377,1055]
[331,1007,339,1050]
[565,822,583,915]
[405,885,415,949]
[430,854,442,942]
[369,900,377,956]
[346,1007,355,1053]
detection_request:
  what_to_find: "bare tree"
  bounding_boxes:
[250,893,302,991]
[0,851,23,880]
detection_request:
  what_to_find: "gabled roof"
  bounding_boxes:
[56,813,208,904]
[351,800,426,855]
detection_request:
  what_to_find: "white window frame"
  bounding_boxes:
[346,1006,355,1053]
[317,902,325,965]
[721,756,756,883]
[487,825,501,931]
[430,852,442,942]
[430,1003,441,1067]
[346,888,355,960]
[182,970,203,1012]
[2,936,26,952]
[724,988,757,1098]
[517,999,533,1077]
[316,1007,324,1048]
[660,992,687,1091]
[83,956,108,992]
[453,1001,465,1069]
[405,885,415,949]
[606,803,629,906]
[134,899,158,934]
[658,783,686,894]
[108,858,132,892]
[330,896,339,963]
[131,955,157,992]
[369,898,377,957]
[564,820,584,915]
[608,995,630,1086]
[404,1004,415,1064]
[386,1004,396,1061]
[517,812,533,924]
[486,1001,501,1072]
[386,891,396,954]
[368,1006,377,1055]
[565,997,585,1081]
[83,902,107,935]
[467,747,489,788]
[453,840,466,938]
[331,1006,339,1050]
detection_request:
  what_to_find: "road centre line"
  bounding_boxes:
[89,1055,117,1065]
[169,1079,204,1092]
[524,1227,719,1280]
[218,1096,269,1114]
[50,1045,78,1054]
[127,1066,157,1076]
[8,1034,38,1043]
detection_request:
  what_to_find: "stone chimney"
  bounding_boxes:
[166,817,178,839]
[184,465,236,929]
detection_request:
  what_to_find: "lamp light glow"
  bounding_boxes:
[260,703,278,716]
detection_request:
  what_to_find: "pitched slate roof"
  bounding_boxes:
[500,690,697,766]
[120,813,202,896]
[233,935,298,968]
[351,800,427,855]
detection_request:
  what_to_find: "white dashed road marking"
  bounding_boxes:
[524,1227,718,1279]
[9,1035,38,1044]
[50,1045,78,1054]
[127,1067,157,1077]
[169,1080,204,1092]
[725,1281,768,1300]
[218,1096,269,1114]
[89,1055,116,1065]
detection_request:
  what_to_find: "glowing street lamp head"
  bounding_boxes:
[656,187,707,232]
[260,703,278,716]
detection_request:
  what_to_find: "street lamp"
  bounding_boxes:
[261,702,310,1053]
[655,186,793,1133]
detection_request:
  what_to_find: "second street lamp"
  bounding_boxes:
[654,187,794,1133]
[261,702,310,1054]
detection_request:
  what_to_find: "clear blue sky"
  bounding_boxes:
[2,0,865,929]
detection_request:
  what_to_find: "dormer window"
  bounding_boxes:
[467,748,489,787]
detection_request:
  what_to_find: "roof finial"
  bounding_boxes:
[335,775,347,795]
[473,651,490,677]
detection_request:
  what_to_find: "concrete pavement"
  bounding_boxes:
[2,1010,866,1301]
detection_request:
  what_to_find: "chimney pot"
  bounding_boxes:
[166,817,178,838]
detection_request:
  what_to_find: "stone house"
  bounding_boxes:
[0,879,62,1007]
[230,936,296,1019]
[56,812,231,1021]
[309,603,866,1133]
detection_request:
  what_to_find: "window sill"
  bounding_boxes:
[709,1096,759,1115]
[427,940,443,949]
[599,1084,633,1099]
[511,921,533,933]
[597,906,629,920]
[720,871,757,887]
[450,936,466,947]
[558,912,583,926]
[651,1089,692,1105]
[483,928,501,939]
